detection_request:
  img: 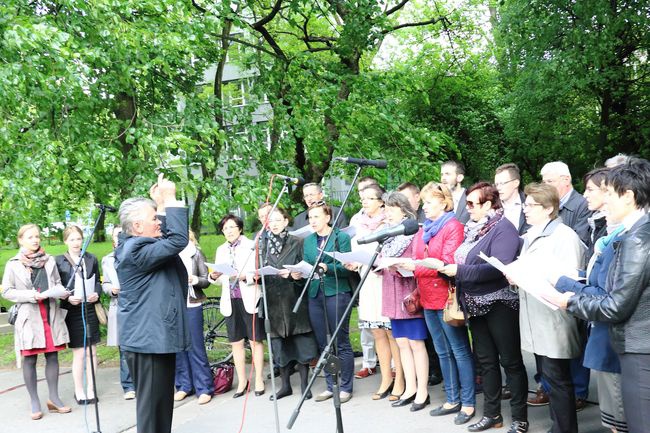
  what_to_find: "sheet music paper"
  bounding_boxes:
[205,262,238,276]
[478,252,559,310]
[283,261,319,279]
[288,226,315,239]
[73,274,96,298]
[323,250,374,266]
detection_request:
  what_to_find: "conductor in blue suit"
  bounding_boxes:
[115,174,190,433]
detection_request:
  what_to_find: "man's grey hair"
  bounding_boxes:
[302,182,323,193]
[604,153,631,168]
[541,161,571,179]
[119,197,157,235]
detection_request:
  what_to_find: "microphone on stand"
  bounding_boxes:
[356,219,419,245]
[95,203,118,212]
[333,157,388,169]
[274,174,305,185]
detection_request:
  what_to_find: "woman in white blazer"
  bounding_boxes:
[210,214,264,397]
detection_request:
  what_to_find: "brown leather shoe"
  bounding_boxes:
[527,388,549,406]
[575,398,587,412]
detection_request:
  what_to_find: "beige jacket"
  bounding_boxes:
[2,255,70,351]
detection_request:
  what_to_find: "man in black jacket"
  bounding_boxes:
[116,174,190,433]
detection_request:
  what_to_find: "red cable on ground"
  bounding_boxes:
[234,175,274,433]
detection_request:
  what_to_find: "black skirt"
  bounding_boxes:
[64,303,101,348]
[271,332,319,367]
[225,298,264,343]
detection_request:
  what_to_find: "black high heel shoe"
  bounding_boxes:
[410,395,430,412]
[391,393,416,407]
[233,381,249,399]
[372,382,394,401]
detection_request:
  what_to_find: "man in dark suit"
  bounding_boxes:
[292,182,349,229]
[541,161,592,246]
[115,174,190,433]
[495,163,530,235]
[540,161,592,410]
[440,160,470,224]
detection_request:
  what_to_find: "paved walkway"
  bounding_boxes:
[0,352,605,433]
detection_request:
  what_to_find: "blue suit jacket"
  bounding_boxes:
[556,232,622,373]
[115,207,190,354]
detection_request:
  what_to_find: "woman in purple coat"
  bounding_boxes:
[380,192,430,412]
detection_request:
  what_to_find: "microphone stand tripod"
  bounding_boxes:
[287,239,386,432]
[253,178,293,433]
[63,204,108,433]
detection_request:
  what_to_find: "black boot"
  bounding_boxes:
[270,366,293,401]
[297,363,312,400]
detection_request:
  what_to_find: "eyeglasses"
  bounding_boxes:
[465,200,483,209]
[495,179,517,188]
[522,202,543,209]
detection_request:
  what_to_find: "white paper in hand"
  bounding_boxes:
[288,226,315,239]
[257,266,282,276]
[40,286,70,299]
[73,275,96,298]
[283,261,319,279]
[205,263,238,276]
[324,250,374,266]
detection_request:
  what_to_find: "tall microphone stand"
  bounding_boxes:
[292,165,363,314]
[63,205,108,433]
[287,238,386,432]
[253,178,294,433]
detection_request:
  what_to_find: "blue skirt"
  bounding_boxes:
[390,317,428,340]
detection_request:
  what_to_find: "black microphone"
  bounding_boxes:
[274,174,305,185]
[334,157,387,169]
[356,219,419,245]
[95,203,118,213]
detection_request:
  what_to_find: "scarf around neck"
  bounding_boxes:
[355,210,386,232]
[455,209,503,265]
[19,247,49,269]
[422,211,455,244]
[382,219,415,258]
[267,229,289,256]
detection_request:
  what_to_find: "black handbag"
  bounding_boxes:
[8,304,19,326]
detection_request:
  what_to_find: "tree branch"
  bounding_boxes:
[191,0,207,14]
[252,0,283,28]
[382,16,445,34]
[385,0,410,16]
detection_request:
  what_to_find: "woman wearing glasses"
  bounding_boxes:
[301,201,355,403]
[511,183,584,433]
[347,184,404,403]
[210,214,265,398]
[260,207,318,401]
[437,182,527,433]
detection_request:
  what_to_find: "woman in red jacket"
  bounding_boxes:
[397,182,475,424]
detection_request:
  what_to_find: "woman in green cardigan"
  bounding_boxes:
[299,201,354,403]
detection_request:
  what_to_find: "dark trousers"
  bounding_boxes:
[469,303,528,422]
[540,356,577,433]
[619,353,650,433]
[308,291,354,393]
[175,305,214,396]
[125,351,176,433]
